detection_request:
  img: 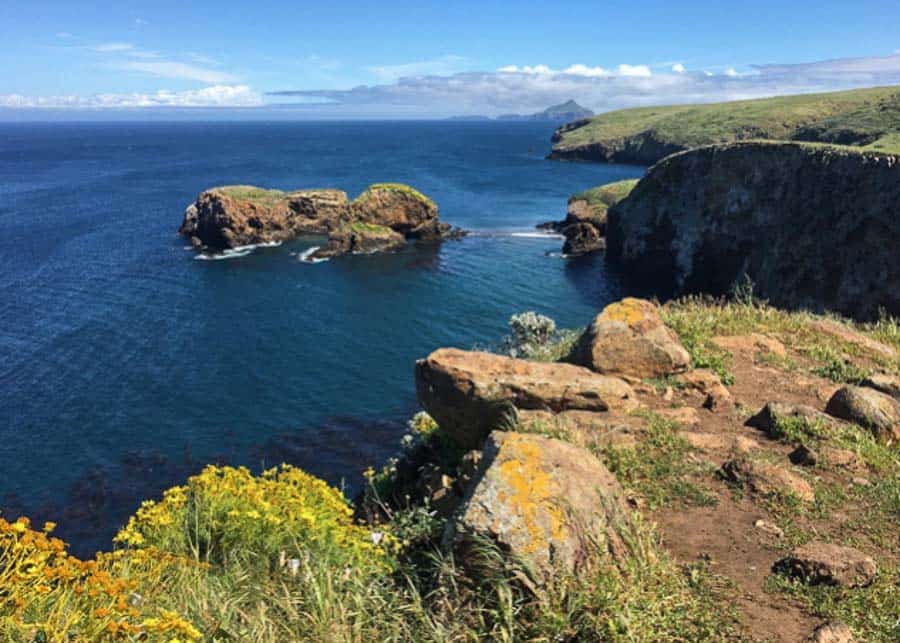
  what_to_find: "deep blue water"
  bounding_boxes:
[0,121,643,555]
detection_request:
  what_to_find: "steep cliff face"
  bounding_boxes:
[606,142,900,320]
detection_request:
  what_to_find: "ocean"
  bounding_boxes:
[0,120,643,555]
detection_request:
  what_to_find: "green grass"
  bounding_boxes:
[570,179,639,217]
[553,85,900,156]
[357,183,437,209]
[597,412,717,510]
[348,221,395,235]
[215,186,286,206]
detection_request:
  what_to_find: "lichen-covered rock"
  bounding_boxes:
[606,142,900,321]
[570,298,691,378]
[415,348,638,449]
[776,542,877,588]
[746,401,832,438]
[720,457,815,503]
[444,431,630,579]
[309,223,405,259]
[179,187,352,249]
[825,385,900,442]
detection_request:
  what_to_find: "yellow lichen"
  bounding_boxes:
[599,298,653,328]
[496,434,567,555]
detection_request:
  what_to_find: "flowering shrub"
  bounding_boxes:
[502,312,579,361]
[115,464,393,573]
[0,516,202,641]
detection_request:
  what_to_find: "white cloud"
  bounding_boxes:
[617,64,652,77]
[672,63,687,73]
[0,85,262,109]
[268,52,900,117]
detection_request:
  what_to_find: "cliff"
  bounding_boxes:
[606,141,900,320]
[537,179,638,254]
[179,182,459,257]
[549,85,900,164]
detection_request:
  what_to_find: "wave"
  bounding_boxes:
[192,240,283,261]
[298,246,329,263]
[508,231,565,239]
[465,230,565,240]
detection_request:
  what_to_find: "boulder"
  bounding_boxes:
[825,385,900,442]
[746,402,832,438]
[351,183,448,240]
[860,373,900,401]
[444,431,630,579]
[789,444,819,467]
[415,348,637,449]
[809,622,854,643]
[570,298,691,378]
[720,457,815,503]
[776,542,877,588]
[309,223,405,259]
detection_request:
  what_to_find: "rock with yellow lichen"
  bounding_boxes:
[443,431,630,580]
[570,297,691,378]
[415,348,639,449]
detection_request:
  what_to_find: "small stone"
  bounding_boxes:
[720,457,815,503]
[776,541,877,588]
[809,622,854,643]
[678,370,732,410]
[662,386,675,401]
[745,402,831,438]
[754,519,784,538]
[851,477,871,487]
[789,444,818,467]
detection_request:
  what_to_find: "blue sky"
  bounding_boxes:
[2,1,900,117]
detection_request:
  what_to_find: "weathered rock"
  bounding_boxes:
[809,622,854,643]
[720,457,815,502]
[605,142,900,321]
[445,431,630,579]
[570,298,691,378]
[821,446,864,470]
[746,402,832,438]
[861,373,900,401]
[754,519,784,538]
[537,180,636,255]
[776,542,877,587]
[415,348,638,449]
[825,385,900,442]
[309,223,406,259]
[351,183,450,240]
[676,369,732,410]
[712,334,787,358]
[659,406,700,429]
[562,222,606,255]
[179,187,352,249]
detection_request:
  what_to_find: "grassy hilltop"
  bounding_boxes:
[550,85,900,163]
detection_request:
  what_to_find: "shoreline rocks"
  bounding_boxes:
[179,182,462,258]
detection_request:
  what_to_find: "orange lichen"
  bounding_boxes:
[598,298,655,329]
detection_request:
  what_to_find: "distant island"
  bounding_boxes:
[446,99,594,123]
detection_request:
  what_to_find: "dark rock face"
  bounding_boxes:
[309,225,406,260]
[606,142,900,321]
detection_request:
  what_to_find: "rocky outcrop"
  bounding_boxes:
[444,431,630,579]
[746,402,833,438]
[605,142,900,321]
[548,128,686,165]
[825,385,900,442]
[415,348,638,449]
[776,542,877,588]
[179,187,351,249]
[570,298,690,378]
[309,223,405,260]
[537,179,637,255]
[180,182,460,257]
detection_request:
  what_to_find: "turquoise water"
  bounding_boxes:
[0,121,643,554]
